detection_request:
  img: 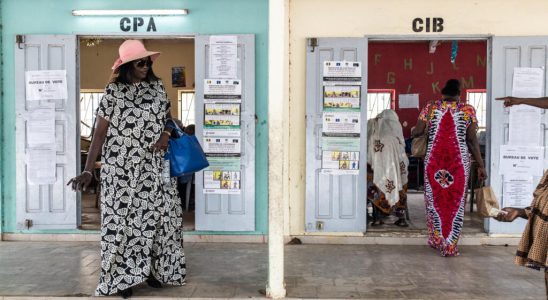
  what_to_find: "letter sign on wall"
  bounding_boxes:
[119,17,157,32]
[412,17,444,33]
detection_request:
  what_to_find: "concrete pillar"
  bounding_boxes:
[266,0,288,298]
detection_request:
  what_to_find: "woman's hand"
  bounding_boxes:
[67,172,93,191]
[494,207,523,222]
[151,132,170,152]
[477,166,487,181]
[495,96,523,107]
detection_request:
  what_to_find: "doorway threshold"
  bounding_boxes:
[290,233,520,246]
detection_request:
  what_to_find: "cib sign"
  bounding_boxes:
[120,17,157,32]
[412,17,444,33]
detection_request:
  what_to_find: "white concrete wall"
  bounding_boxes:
[286,0,548,235]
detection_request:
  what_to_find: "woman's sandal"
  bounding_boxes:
[119,287,133,299]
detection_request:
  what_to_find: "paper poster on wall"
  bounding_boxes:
[204,103,241,129]
[321,136,360,175]
[323,61,361,84]
[171,66,186,87]
[27,102,56,148]
[499,145,544,176]
[204,79,242,103]
[322,111,361,135]
[503,175,534,208]
[203,137,241,154]
[209,35,238,79]
[509,105,541,146]
[511,67,544,98]
[509,67,544,146]
[323,85,360,111]
[27,148,56,185]
[25,70,68,101]
[203,157,241,194]
[398,93,419,109]
[321,150,360,175]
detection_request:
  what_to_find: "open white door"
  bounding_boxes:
[194,35,256,231]
[305,38,368,232]
[15,35,78,229]
[489,36,548,234]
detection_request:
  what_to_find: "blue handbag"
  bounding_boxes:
[164,121,209,177]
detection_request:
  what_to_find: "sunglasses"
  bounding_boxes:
[134,58,152,68]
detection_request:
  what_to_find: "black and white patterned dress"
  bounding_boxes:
[95,80,185,296]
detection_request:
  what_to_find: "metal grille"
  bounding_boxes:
[178,90,195,126]
[466,91,487,129]
[367,91,392,119]
[79,90,103,138]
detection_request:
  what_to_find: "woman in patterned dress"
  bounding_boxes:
[68,40,186,298]
[412,79,486,256]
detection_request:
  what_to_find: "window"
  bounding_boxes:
[367,89,394,119]
[466,89,487,129]
[178,89,195,126]
[80,89,103,138]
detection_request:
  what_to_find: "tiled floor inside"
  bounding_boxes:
[367,191,485,235]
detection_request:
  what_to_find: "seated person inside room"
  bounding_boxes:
[367,109,410,227]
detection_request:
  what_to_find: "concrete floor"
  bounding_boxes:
[0,242,544,299]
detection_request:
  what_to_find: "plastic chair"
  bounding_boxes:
[178,174,194,212]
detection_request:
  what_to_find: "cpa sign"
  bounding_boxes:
[119,17,157,32]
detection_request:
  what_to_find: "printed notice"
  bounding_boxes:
[27,149,56,184]
[503,175,534,208]
[209,35,238,79]
[509,105,541,146]
[509,67,544,146]
[203,157,241,194]
[323,61,361,84]
[25,70,68,101]
[499,145,544,176]
[203,137,241,154]
[204,79,242,103]
[27,102,56,148]
[398,93,420,109]
[321,150,360,175]
[204,103,241,128]
[322,111,360,135]
[511,67,544,98]
[323,85,360,111]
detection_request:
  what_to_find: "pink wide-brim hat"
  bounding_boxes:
[111,39,160,70]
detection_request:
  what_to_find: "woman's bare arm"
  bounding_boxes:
[67,116,109,191]
[496,96,548,109]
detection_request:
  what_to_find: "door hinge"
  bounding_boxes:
[24,219,33,229]
[16,35,25,49]
[308,38,318,52]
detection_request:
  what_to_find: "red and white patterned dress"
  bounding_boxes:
[419,100,477,256]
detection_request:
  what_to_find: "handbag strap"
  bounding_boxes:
[165,119,185,138]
